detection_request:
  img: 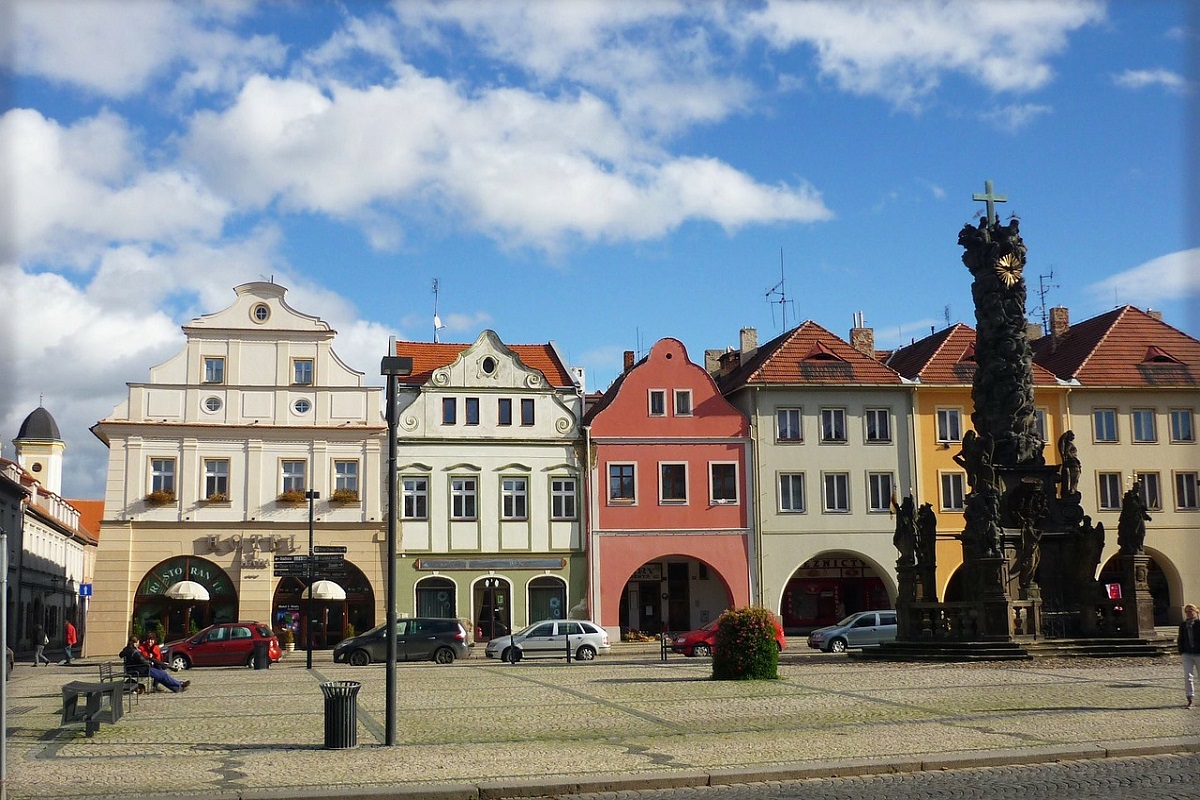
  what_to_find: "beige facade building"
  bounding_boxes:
[86,282,384,657]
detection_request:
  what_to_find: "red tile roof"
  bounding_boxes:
[1031,306,1200,387]
[887,323,1060,386]
[68,499,105,543]
[719,321,904,390]
[393,339,576,387]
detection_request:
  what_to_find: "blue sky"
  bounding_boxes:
[1,0,1196,499]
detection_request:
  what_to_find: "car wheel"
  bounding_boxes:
[692,643,712,658]
[349,649,371,667]
[575,645,596,661]
[169,655,189,671]
[827,638,848,654]
[245,654,256,668]
[502,647,521,663]
[433,647,455,665]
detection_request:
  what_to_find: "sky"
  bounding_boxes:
[1,0,1197,500]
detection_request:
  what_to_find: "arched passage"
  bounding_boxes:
[134,556,237,641]
[779,551,894,632]
[272,559,374,649]
[1099,550,1175,626]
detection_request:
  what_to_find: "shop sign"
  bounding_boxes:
[629,563,663,581]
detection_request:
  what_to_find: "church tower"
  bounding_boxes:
[13,406,66,495]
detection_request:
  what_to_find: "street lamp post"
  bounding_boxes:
[381,354,413,746]
[305,489,320,670]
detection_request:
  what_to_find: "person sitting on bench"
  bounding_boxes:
[119,635,188,693]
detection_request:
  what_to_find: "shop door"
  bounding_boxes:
[667,563,690,631]
[638,581,662,634]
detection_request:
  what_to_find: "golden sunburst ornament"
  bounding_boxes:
[995,252,1024,287]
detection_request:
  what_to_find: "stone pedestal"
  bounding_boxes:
[895,563,920,639]
[1121,554,1157,638]
[973,556,1013,640]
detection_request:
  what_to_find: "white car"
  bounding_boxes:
[484,620,610,663]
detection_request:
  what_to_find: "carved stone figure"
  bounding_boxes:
[1015,481,1048,592]
[953,430,995,493]
[963,484,1002,559]
[1077,514,1105,591]
[892,495,918,566]
[916,502,938,571]
[1117,482,1151,555]
[1057,430,1081,498]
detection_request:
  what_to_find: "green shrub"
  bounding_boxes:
[711,606,779,681]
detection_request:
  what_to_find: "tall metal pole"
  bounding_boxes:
[381,355,412,747]
[305,489,319,669]
[1,527,9,800]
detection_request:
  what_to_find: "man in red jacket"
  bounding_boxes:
[59,620,78,665]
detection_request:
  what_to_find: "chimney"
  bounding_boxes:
[623,350,635,372]
[704,349,723,375]
[849,312,875,358]
[740,327,758,357]
[1025,322,1044,341]
[1049,306,1070,338]
[1147,308,1163,321]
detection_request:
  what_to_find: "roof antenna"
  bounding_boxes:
[943,305,951,328]
[432,278,445,343]
[1031,268,1058,335]
[766,248,794,332]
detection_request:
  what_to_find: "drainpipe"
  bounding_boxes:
[749,387,764,608]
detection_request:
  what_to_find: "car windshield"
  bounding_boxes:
[513,622,547,637]
[835,613,865,627]
[700,620,719,632]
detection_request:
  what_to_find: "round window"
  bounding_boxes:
[293,399,311,414]
[481,356,496,375]
[252,303,270,323]
[204,397,222,413]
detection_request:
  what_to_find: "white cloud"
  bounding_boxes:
[1113,69,1189,94]
[1086,248,1200,308]
[979,103,1052,133]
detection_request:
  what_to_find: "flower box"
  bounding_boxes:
[202,492,230,503]
[277,490,307,505]
[329,489,360,504]
[145,490,176,506]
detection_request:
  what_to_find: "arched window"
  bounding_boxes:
[528,576,566,622]
[416,577,457,619]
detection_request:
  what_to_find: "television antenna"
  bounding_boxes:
[432,278,446,343]
[1030,268,1058,335]
[766,249,796,332]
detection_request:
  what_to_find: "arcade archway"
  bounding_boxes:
[1099,553,1173,626]
[618,557,732,635]
[780,553,892,633]
[272,559,374,649]
[133,557,237,641]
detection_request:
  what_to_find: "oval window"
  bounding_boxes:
[481,356,496,375]
[252,303,270,323]
[293,399,311,414]
[204,397,222,413]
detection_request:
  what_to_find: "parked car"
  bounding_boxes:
[672,617,787,657]
[162,622,282,669]
[807,610,898,653]
[485,620,610,662]
[332,618,471,666]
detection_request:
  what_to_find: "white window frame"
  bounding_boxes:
[501,477,528,520]
[1097,472,1122,510]
[333,459,359,494]
[203,357,225,384]
[1137,472,1162,511]
[936,408,963,443]
[659,462,688,504]
[939,471,965,512]
[778,473,805,513]
[292,358,314,386]
[150,457,176,494]
[1034,407,1048,443]
[402,476,428,520]
[822,472,850,513]
[648,390,667,417]
[1093,408,1118,443]
[281,460,307,494]
[776,408,802,442]
[550,477,577,520]
[450,477,478,520]
[1174,471,1199,510]
[1131,408,1156,443]
[709,462,738,504]
[820,407,847,443]
[1170,409,1195,443]
[674,389,693,417]
[866,472,894,513]
[865,408,891,443]
[203,458,229,500]
[608,463,636,504]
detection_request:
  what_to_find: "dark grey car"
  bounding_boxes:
[332,618,471,666]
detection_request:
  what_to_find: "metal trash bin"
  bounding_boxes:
[252,640,271,670]
[319,680,361,749]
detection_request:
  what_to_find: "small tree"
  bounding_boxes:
[711,606,779,681]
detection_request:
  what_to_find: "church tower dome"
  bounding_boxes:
[14,405,66,495]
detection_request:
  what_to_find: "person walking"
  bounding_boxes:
[59,620,78,665]
[1180,603,1200,710]
[32,624,51,666]
[119,634,188,693]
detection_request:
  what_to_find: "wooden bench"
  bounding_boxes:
[98,661,145,711]
[61,680,124,736]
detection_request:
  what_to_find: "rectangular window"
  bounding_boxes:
[648,390,666,416]
[820,408,847,442]
[203,357,225,384]
[867,472,893,513]
[203,458,229,500]
[281,460,307,494]
[822,472,850,512]
[1034,408,1048,443]
[865,408,891,443]
[442,397,457,425]
[936,408,962,443]
[1137,472,1162,511]
[660,463,688,503]
[609,464,635,502]
[551,478,577,520]
[779,473,805,513]
[1097,472,1122,510]
[451,477,477,520]
[501,477,528,520]
[293,358,314,386]
[520,398,535,426]
[498,398,512,426]
[940,472,965,511]
[674,390,693,416]
[710,463,737,503]
[150,458,176,494]
[1170,409,1195,442]
[465,397,480,426]
[1131,409,1156,443]
[334,460,359,494]
[776,408,802,442]
[1175,472,1199,510]
[402,477,428,519]
[1093,409,1118,442]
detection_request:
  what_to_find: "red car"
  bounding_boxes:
[671,618,787,657]
[162,622,282,669]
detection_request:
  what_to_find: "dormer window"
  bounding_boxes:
[1142,346,1180,364]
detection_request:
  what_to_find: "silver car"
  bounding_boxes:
[807,610,898,653]
[484,619,610,662]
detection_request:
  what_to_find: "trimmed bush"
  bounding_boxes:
[711,606,779,681]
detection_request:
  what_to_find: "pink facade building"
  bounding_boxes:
[584,339,753,638]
